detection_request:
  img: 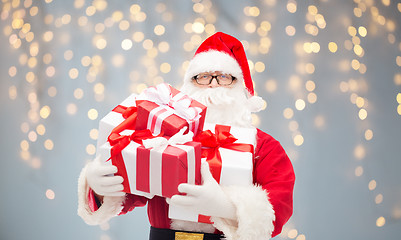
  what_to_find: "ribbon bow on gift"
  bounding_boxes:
[142,127,194,152]
[108,129,161,155]
[194,125,254,183]
[138,83,202,121]
[111,105,138,134]
[106,105,141,159]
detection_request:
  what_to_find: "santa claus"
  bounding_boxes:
[78,32,295,240]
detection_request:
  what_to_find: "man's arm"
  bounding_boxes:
[253,129,295,237]
[210,129,295,239]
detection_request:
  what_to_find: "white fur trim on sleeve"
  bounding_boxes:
[77,163,125,225]
[210,185,275,240]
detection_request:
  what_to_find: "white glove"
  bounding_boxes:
[86,156,125,197]
[170,161,237,220]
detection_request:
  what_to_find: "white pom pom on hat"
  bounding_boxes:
[247,95,265,113]
[184,32,264,112]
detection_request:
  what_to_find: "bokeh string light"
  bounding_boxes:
[1,0,401,239]
[346,0,400,228]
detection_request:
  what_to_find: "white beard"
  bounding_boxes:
[180,82,253,128]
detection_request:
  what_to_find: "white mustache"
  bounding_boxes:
[190,87,235,107]
[180,82,253,128]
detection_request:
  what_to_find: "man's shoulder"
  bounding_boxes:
[255,128,278,144]
[255,128,287,158]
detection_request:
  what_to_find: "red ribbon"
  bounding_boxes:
[194,124,254,183]
[111,105,138,134]
[108,129,160,156]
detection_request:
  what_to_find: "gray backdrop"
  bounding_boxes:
[1,0,401,239]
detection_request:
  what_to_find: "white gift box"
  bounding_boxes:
[96,94,137,154]
[168,123,257,223]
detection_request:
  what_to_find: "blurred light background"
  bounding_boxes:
[1,0,401,239]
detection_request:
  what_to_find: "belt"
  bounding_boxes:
[149,227,224,240]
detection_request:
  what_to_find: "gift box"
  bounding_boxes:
[97,129,202,199]
[135,83,207,137]
[168,123,257,223]
[96,93,138,154]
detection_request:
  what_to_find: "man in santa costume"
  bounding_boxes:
[78,32,295,240]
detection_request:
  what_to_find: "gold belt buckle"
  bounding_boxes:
[175,231,204,240]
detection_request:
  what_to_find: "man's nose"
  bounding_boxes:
[209,77,219,88]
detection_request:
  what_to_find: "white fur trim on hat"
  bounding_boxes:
[184,50,244,84]
[210,185,275,240]
[77,163,125,225]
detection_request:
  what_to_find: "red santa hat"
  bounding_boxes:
[183,32,264,112]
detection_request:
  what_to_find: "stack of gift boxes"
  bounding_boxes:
[96,83,256,223]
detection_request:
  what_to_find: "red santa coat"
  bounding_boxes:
[78,129,295,239]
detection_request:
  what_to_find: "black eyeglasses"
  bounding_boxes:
[192,73,236,86]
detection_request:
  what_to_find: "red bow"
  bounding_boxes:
[111,105,138,134]
[108,129,161,158]
[194,124,254,183]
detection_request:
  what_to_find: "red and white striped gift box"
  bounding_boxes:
[97,131,202,199]
[135,83,206,137]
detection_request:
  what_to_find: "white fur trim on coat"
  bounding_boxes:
[211,185,275,240]
[77,163,125,225]
[184,50,243,83]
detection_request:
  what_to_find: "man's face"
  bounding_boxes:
[181,70,253,127]
[192,71,236,89]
